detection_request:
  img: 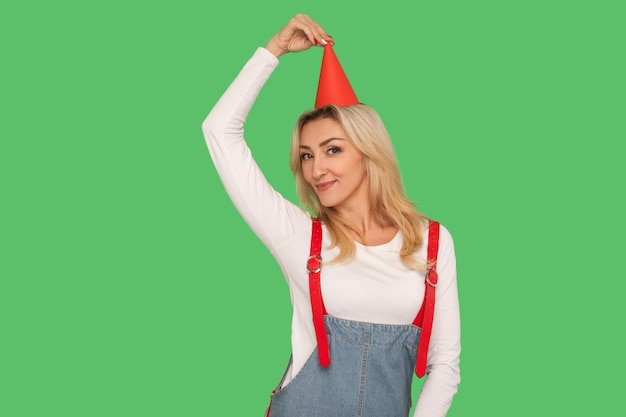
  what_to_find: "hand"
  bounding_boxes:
[266,14,331,58]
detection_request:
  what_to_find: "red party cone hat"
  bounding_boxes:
[314,43,359,109]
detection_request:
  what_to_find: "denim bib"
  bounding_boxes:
[267,316,421,417]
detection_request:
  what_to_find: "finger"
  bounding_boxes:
[298,25,319,46]
[294,14,330,46]
[290,14,318,45]
[303,17,329,43]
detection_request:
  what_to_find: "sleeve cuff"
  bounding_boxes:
[255,47,280,68]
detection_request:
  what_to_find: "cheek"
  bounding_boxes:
[301,164,314,184]
[345,157,365,178]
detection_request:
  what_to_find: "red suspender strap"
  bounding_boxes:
[413,221,440,378]
[308,218,330,367]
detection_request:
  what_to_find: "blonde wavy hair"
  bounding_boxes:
[290,104,428,271]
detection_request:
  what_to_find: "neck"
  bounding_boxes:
[334,203,395,245]
[335,201,374,230]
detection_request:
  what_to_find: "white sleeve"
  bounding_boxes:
[201,47,310,252]
[413,225,461,417]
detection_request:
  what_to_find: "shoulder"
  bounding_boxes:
[425,221,456,265]
[437,222,454,246]
[425,220,454,244]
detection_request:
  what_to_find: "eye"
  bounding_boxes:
[327,146,341,155]
[300,152,313,161]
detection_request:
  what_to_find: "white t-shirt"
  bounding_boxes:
[202,47,461,417]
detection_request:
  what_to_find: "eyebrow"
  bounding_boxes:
[299,137,344,150]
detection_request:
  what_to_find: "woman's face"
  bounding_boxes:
[299,118,368,210]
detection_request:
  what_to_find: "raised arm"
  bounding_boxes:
[201,15,331,251]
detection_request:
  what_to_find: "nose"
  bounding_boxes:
[312,154,327,180]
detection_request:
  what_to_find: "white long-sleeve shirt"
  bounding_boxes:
[202,47,460,417]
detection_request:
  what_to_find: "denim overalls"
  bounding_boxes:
[267,317,421,417]
[266,220,440,417]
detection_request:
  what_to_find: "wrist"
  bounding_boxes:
[265,38,287,58]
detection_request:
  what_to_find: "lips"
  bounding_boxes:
[316,181,336,192]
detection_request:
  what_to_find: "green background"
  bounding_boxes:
[2,0,624,415]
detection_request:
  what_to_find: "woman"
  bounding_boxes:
[203,14,460,417]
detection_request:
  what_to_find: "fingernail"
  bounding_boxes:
[320,38,327,46]
[313,39,318,46]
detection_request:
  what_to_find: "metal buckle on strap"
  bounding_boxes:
[307,254,322,274]
[425,269,438,287]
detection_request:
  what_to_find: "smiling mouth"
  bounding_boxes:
[316,181,335,192]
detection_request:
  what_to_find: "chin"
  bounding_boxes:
[315,190,346,209]
[318,199,340,209]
